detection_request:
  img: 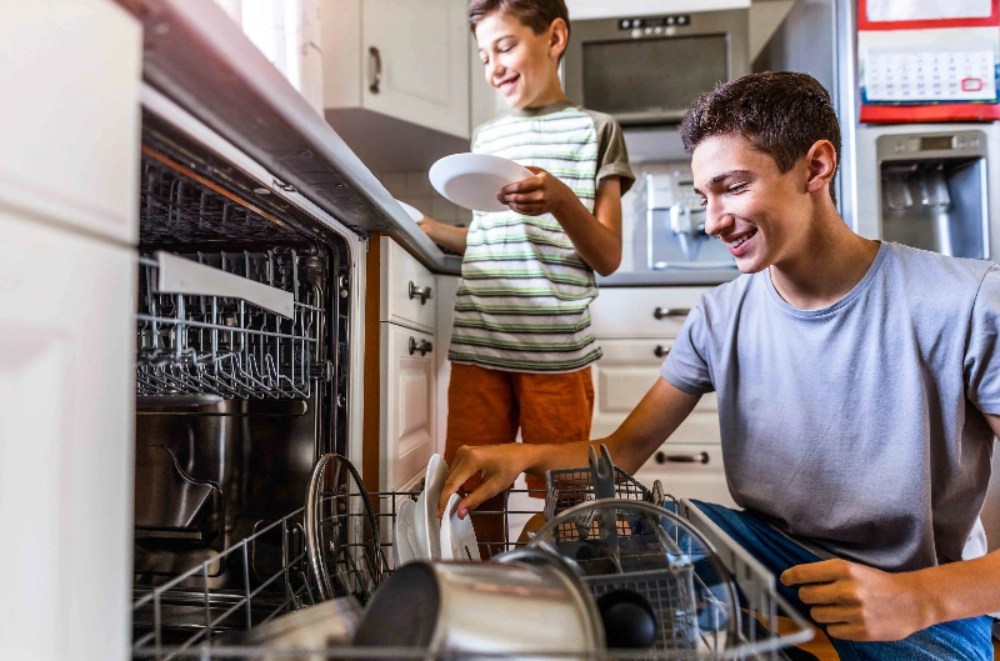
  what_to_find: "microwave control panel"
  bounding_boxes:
[618,15,691,37]
[618,15,691,30]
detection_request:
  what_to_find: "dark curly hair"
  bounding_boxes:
[468,0,569,37]
[680,71,841,200]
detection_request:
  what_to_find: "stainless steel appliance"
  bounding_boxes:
[637,164,736,271]
[874,129,989,258]
[854,122,1000,259]
[563,8,750,127]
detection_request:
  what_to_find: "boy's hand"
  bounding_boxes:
[497,166,575,216]
[416,217,437,238]
[780,558,932,641]
[436,443,527,520]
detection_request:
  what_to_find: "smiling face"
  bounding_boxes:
[692,134,815,274]
[474,11,567,109]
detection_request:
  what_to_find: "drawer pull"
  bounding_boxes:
[408,281,433,305]
[653,306,691,320]
[408,336,433,356]
[368,46,382,94]
[655,451,709,465]
[653,345,670,358]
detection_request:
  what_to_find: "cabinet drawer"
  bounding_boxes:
[592,338,718,440]
[635,442,735,508]
[590,287,708,338]
[381,237,436,332]
[381,324,436,490]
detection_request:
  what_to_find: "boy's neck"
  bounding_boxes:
[512,95,571,116]
[769,210,881,311]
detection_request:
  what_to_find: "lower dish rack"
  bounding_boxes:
[132,481,813,660]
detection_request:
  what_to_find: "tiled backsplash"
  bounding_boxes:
[376,170,469,227]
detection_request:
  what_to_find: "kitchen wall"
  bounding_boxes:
[378,170,469,227]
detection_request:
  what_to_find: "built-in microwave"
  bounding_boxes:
[564,9,750,127]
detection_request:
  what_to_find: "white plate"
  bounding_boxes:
[393,498,419,566]
[429,153,532,212]
[440,493,481,562]
[395,199,425,222]
[413,453,448,560]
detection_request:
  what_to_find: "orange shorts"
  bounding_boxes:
[444,363,595,494]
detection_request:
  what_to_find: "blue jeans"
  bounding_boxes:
[688,500,994,661]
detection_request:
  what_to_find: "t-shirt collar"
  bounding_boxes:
[510,100,576,117]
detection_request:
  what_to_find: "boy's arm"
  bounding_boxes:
[781,411,1000,642]
[498,170,624,276]
[417,217,469,254]
[436,377,700,518]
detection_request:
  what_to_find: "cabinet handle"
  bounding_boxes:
[408,281,432,305]
[408,336,433,356]
[653,307,691,320]
[653,345,670,358]
[368,46,382,94]
[655,451,710,465]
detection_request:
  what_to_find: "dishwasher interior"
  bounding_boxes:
[131,112,355,649]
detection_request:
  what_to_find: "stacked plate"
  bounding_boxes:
[394,454,480,565]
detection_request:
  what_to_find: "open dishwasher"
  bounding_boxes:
[130,106,358,651]
[133,446,814,659]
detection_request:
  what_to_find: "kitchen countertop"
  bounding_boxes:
[598,268,740,287]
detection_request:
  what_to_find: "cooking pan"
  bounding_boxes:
[353,549,604,659]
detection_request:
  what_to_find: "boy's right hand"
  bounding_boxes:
[416,217,436,238]
[436,443,529,520]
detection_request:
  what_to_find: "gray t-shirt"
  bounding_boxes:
[661,242,1000,571]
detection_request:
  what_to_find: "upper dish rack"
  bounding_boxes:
[136,250,322,399]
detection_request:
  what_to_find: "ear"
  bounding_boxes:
[804,139,837,195]
[548,17,568,60]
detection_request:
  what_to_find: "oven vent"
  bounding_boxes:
[136,250,321,399]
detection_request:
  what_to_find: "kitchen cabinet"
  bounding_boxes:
[589,287,735,507]
[321,0,471,139]
[368,236,440,491]
[0,2,141,660]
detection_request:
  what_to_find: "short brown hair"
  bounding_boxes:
[468,0,569,37]
[680,72,841,198]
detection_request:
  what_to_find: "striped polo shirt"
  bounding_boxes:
[448,102,633,373]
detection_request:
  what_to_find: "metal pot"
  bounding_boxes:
[353,551,604,659]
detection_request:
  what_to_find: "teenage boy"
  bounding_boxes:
[418,0,633,556]
[438,71,1000,659]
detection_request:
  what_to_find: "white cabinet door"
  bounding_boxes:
[0,3,140,660]
[0,1,141,245]
[0,215,136,661]
[362,0,470,138]
[322,0,471,138]
[591,287,731,507]
[591,338,720,443]
[380,324,436,490]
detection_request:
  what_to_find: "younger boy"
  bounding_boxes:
[418,0,633,555]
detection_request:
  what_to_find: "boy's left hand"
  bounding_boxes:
[780,558,932,642]
[497,166,574,216]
